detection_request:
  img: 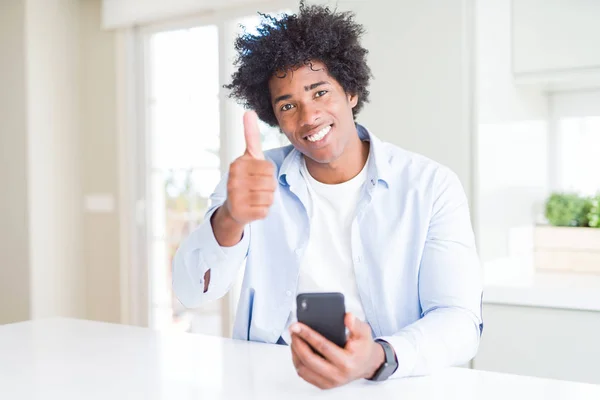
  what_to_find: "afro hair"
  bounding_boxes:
[224,1,372,127]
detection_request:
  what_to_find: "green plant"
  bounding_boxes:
[544,192,592,227]
[588,196,600,228]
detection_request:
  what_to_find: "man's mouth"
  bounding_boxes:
[304,125,332,142]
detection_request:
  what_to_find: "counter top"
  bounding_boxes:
[483,257,600,312]
[1,318,600,399]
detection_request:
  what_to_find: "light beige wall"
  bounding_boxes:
[26,0,86,319]
[80,0,121,323]
[0,0,31,324]
[0,0,121,324]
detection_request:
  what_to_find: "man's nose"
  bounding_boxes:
[299,102,321,128]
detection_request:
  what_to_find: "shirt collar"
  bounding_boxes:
[278,123,392,189]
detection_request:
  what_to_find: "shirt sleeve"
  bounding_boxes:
[376,168,483,379]
[172,172,250,308]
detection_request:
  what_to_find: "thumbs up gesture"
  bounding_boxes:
[223,111,276,225]
[243,110,265,160]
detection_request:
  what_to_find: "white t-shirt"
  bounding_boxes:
[281,156,368,344]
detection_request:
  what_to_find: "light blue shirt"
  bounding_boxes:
[173,125,483,379]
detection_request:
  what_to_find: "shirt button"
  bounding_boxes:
[285,290,292,297]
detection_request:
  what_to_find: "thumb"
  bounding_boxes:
[346,313,370,340]
[243,110,264,160]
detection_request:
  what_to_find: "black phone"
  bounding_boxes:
[296,292,347,349]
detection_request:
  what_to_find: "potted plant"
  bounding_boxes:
[589,196,600,228]
[535,192,600,274]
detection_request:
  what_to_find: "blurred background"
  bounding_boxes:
[1,0,598,386]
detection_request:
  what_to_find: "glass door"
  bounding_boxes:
[144,24,223,334]
[139,10,291,336]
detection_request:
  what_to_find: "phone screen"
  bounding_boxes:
[296,292,347,348]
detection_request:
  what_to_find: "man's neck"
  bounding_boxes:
[304,135,370,184]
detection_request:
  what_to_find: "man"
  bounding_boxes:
[173,2,483,389]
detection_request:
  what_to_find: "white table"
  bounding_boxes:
[1,318,599,399]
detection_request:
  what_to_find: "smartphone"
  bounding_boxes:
[296,292,347,349]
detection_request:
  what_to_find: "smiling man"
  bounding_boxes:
[173,2,483,390]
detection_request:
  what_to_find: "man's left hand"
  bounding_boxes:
[289,313,386,390]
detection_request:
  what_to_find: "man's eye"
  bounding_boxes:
[315,90,328,98]
[281,103,294,112]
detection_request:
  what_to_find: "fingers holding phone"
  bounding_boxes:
[290,293,386,389]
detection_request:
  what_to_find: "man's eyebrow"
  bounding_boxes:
[273,81,331,105]
[273,94,292,105]
[305,81,330,91]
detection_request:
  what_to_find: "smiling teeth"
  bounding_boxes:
[307,125,331,142]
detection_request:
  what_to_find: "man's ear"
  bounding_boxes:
[347,93,358,108]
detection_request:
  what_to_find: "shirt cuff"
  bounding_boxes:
[374,334,418,379]
[187,208,249,297]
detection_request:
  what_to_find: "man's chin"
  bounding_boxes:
[295,141,343,164]
[303,150,338,165]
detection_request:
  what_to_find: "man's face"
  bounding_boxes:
[268,60,358,164]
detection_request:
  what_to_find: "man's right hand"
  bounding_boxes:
[224,110,276,225]
[211,111,276,248]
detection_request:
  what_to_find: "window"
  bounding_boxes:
[146,25,222,333]
[555,116,600,196]
[141,9,291,336]
[550,91,600,197]
[476,91,600,270]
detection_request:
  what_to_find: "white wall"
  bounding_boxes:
[25,0,86,320]
[301,0,475,202]
[475,0,549,262]
[512,0,600,75]
[0,0,32,324]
